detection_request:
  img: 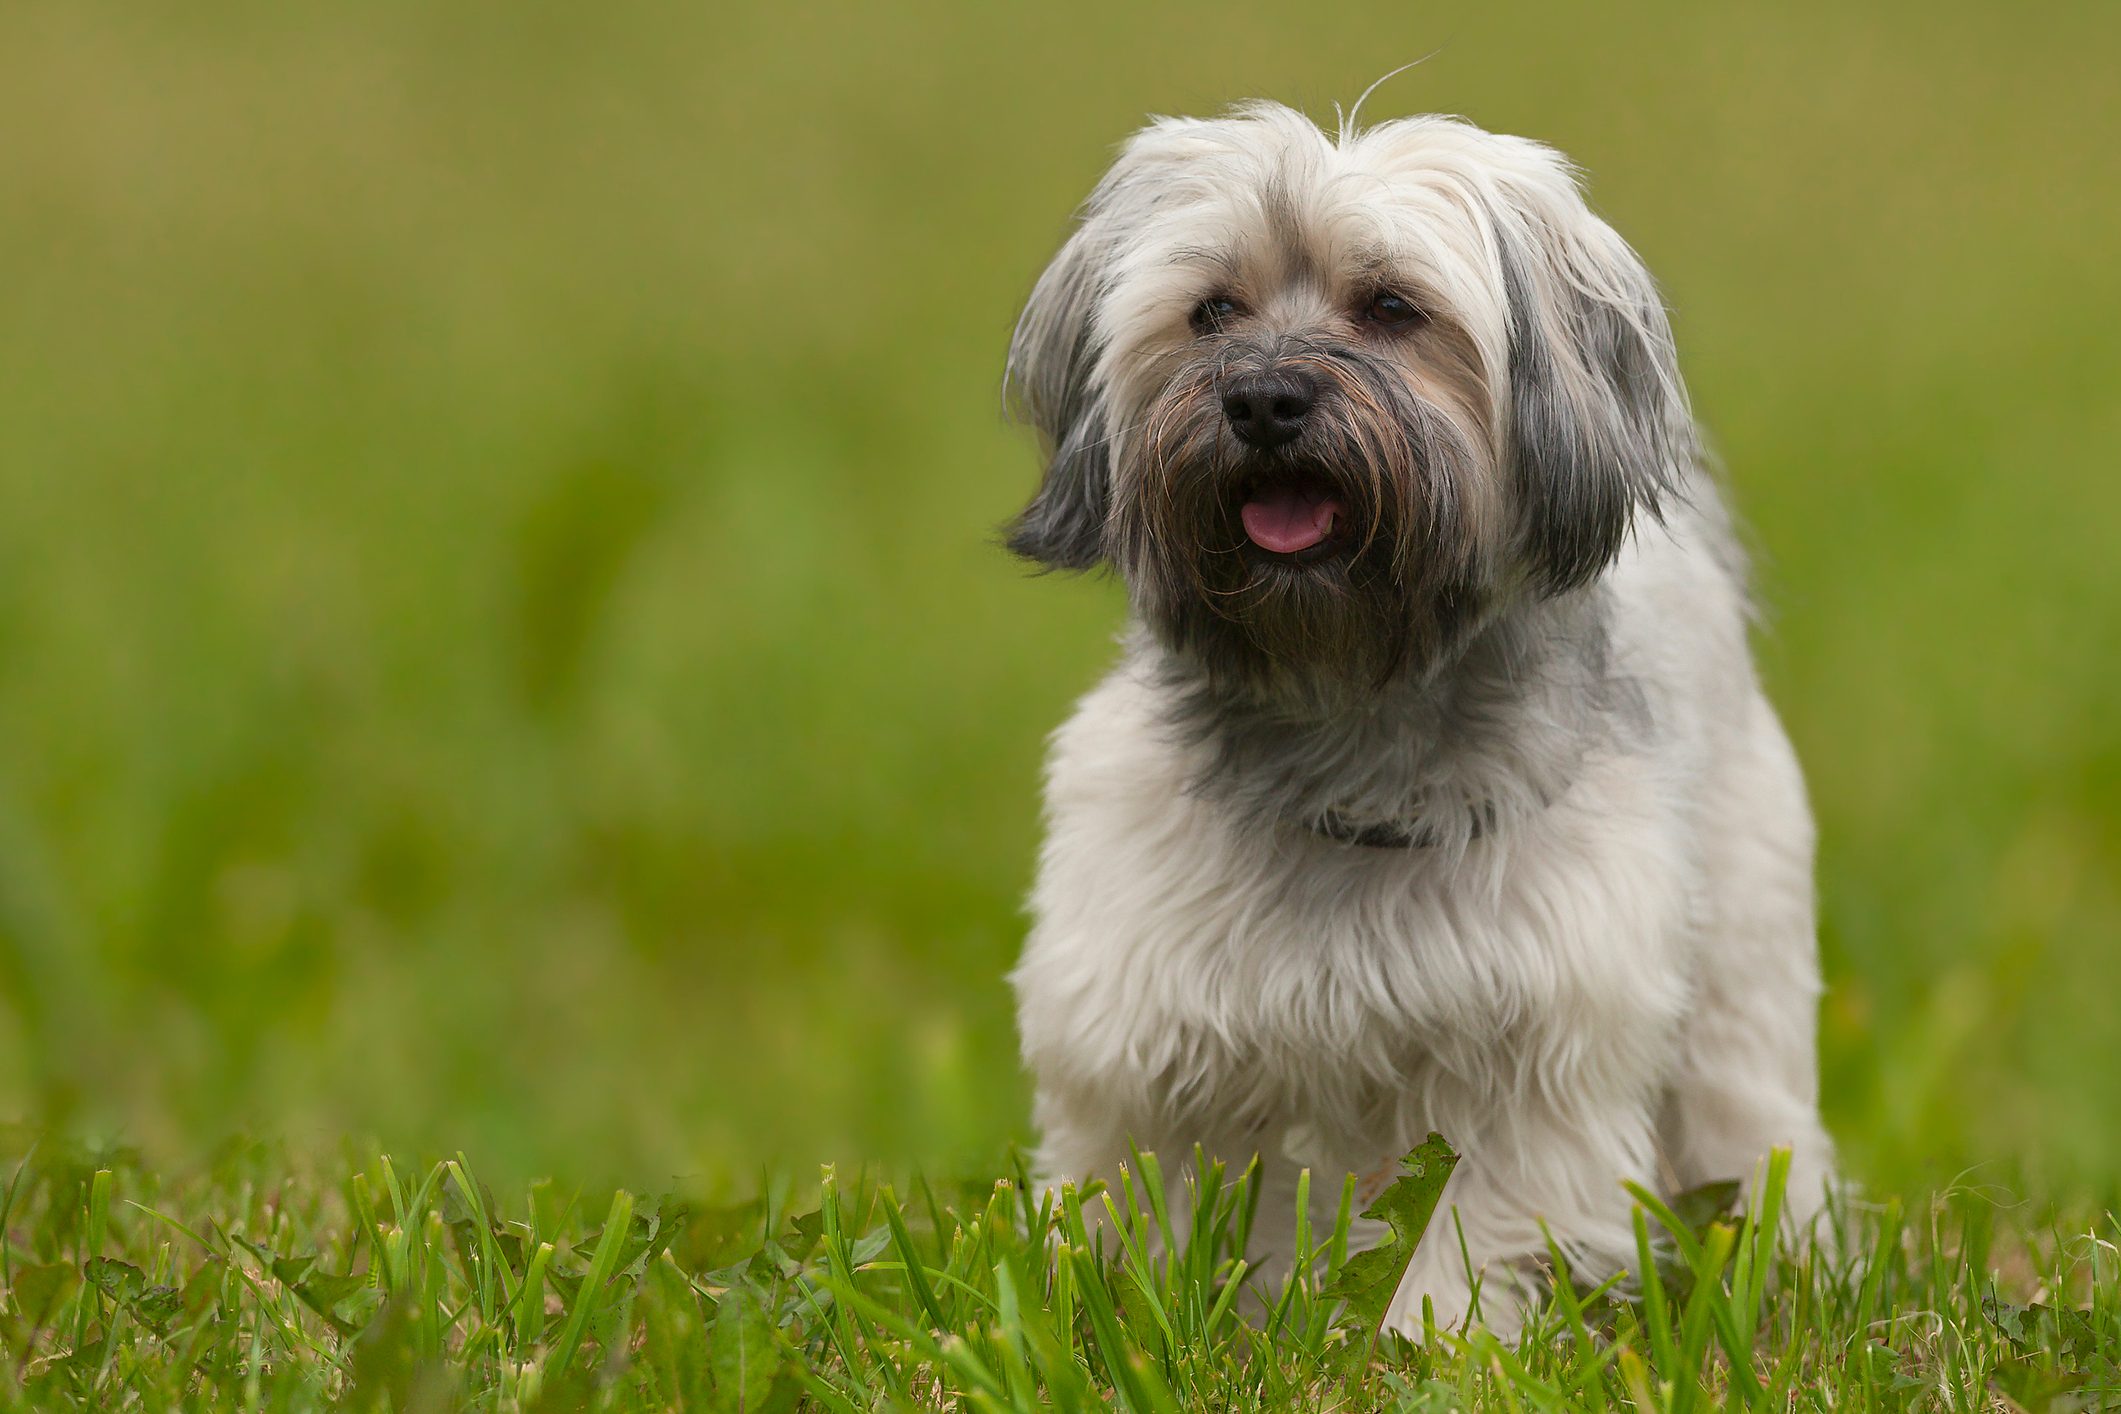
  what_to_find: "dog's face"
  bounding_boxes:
[1008,104,1690,693]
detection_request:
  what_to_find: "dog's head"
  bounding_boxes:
[1007,103,1691,693]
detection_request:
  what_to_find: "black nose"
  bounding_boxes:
[1221,371,1317,449]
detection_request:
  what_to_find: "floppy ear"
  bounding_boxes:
[1004,120,1208,569]
[1003,220,1114,570]
[1491,169,1690,593]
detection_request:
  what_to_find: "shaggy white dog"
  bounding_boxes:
[1002,102,1834,1336]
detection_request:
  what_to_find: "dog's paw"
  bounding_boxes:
[1383,1255,1541,1344]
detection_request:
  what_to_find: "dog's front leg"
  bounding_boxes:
[1030,1079,1321,1314]
[1027,1081,1140,1201]
[1382,1104,1659,1341]
[1661,698,1839,1231]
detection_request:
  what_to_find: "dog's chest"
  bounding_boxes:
[1017,664,1699,1124]
[1127,835,1623,1050]
[1026,783,1691,1102]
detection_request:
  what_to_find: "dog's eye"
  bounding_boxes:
[1190,296,1242,334]
[1362,291,1426,329]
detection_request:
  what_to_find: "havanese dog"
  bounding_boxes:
[1003,101,1835,1336]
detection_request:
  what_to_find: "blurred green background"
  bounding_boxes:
[0,1,2115,1196]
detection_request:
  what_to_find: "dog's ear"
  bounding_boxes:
[1004,121,1206,570]
[1003,222,1113,570]
[1487,159,1690,594]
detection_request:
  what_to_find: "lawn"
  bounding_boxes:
[1,0,2119,1406]
[3,1133,2116,1410]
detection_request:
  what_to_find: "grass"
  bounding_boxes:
[2,1131,2116,1411]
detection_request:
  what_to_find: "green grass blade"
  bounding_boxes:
[548,1189,634,1374]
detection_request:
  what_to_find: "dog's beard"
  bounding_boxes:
[1110,341,1489,697]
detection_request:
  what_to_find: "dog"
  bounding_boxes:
[1003,102,1835,1336]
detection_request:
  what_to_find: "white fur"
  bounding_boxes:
[1008,105,1834,1337]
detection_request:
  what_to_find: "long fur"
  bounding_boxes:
[1005,102,1834,1336]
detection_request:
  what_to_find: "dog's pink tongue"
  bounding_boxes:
[1241,486,1341,554]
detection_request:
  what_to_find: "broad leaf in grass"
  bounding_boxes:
[782,1207,824,1262]
[1989,1357,2093,1414]
[676,1200,766,1270]
[1665,1177,1741,1236]
[292,1268,380,1336]
[1325,1133,1459,1334]
[84,1258,186,1335]
[570,1199,678,1286]
[708,1282,791,1414]
[1983,1295,2111,1366]
[84,1256,147,1303]
[232,1235,319,1291]
[1646,1176,1743,1300]
[270,1253,316,1287]
[642,1256,713,1411]
[348,1296,422,1411]
[439,1168,500,1235]
[638,1200,692,1273]
[131,1284,184,1334]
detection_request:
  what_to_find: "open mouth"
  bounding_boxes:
[1238,471,1345,559]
